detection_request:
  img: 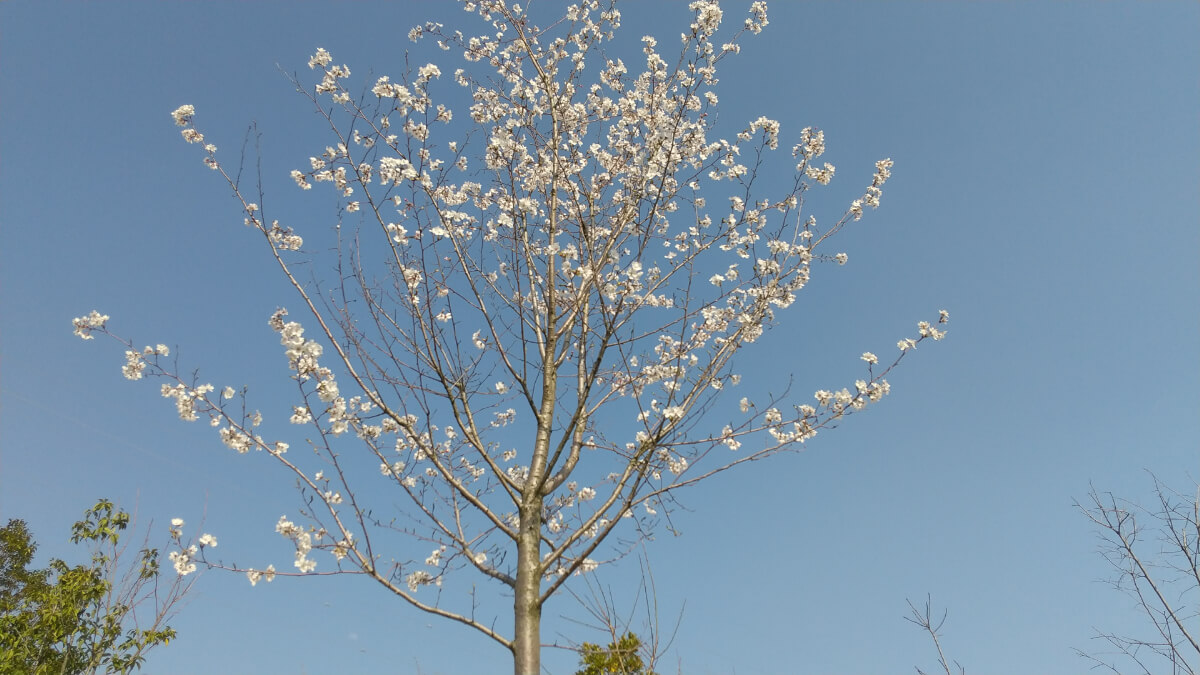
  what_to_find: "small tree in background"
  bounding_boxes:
[576,632,657,675]
[564,554,674,673]
[0,500,196,675]
[73,1,947,671]
[1077,475,1199,675]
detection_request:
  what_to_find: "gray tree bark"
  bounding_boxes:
[513,509,543,675]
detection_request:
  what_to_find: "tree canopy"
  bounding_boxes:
[72,2,946,672]
[0,500,189,675]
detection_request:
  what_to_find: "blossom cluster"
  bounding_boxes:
[850,158,894,221]
[166,518,216,577]
[72,310,109,340]
[170,105,218,169]
[246,565,277,586]
[121,344,170,380]
[268,308,365,440]
[275,516,317,573]
[160,383,213,423]
[167,548,197,576]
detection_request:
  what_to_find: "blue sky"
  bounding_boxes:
[1,2,1197,674]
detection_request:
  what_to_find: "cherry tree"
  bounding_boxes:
[73,1,946,672]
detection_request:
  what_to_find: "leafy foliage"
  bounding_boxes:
[576,632,658,675]
[0,500,187,675]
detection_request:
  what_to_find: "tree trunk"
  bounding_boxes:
[513,506,542,675]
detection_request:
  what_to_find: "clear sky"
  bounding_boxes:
[1,2,1197,674]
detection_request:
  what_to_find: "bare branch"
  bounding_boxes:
[905,595,964,675]
[1076,474,1199,675]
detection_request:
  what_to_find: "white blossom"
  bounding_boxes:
[247,565,276,586]
[168,550,197,576]
[71,311,109,339]
[170,105,195,126]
